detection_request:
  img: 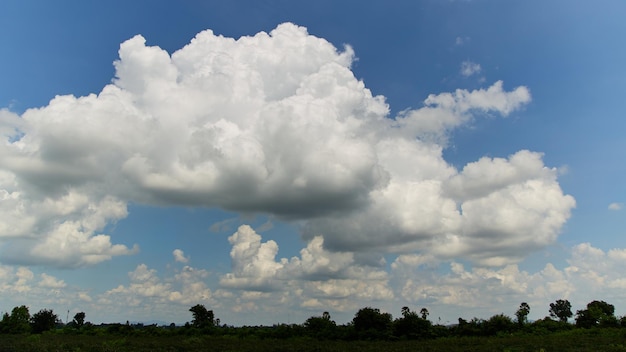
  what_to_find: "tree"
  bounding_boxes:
[0,305,31,333]
[393,307,431,339]
[352,307,393,339]
[420,308,429,320]
[304,312,337,339]
[189,304,215,329]
[30,309,59,334]
[73,312,86,328]
[515,302,530,326]
[576,300,617,328]
[549,299,573,323]
[484,314,515,335]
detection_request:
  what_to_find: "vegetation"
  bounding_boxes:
[2,299,626,351]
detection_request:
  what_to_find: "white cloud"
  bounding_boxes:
[1,240,625,325]
[460,60,481,77]
[608,202,623,211]
[455,36,470,46]
[0,22,569,270]
[39,273,66,289]
[219,225,393,315]
[390,242,626,322]
[173,249,189,263]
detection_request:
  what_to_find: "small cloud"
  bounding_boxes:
[209,218,238,233]
[173,249,189,263]
[608,203,623,211]
[256,219,274,232]
[460,61,481,77]
[455,36,471,46]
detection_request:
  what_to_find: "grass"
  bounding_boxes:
[1,329,625,352]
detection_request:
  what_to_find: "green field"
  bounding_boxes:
[2,329,626,352]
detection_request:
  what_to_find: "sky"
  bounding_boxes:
[0,0,625,326]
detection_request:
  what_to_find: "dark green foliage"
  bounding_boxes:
[484,314,515,336]
[393,307,432,339]
[73,311,86,328]
[0,305,31,334]
[530,317,573,334]
[189,304,215,329]
[30,309,58,334]
[576,300,617,328]
[515,302,530,326]
[352,307,393,339]
[304,311,337,339]
[550,299,573,322]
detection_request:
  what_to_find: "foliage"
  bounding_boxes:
[189,304,215,329]
[393,307,432,339]
[30,309,59,334]
[550,299,573,322]
[515,302,530,326]
[576,300,617,328]
[0,305,31,334]
[352,307,393,339]
[73,311,86,328]
[304,311,337,339]
[484,314,515,336]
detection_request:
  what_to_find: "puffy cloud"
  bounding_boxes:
[39,273,66,289]
[442,150,576,265]
[390,242,626,321]
[393,80,530,144]
[101,263,214,319]
[460,61,481,77]
[608,202,623,211]
[173,249,189,263]
[219,225,393,314]
[0,22,570,269]
[306,149,574,266]
[220,225,285,291]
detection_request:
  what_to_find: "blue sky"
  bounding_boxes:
[0,1,625,326]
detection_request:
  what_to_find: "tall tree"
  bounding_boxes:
[549,299,573,322]
[189,304,215,329]
[515,302,530,326]
[420,308,429,320]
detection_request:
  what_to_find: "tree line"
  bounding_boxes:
[2,299,625,339]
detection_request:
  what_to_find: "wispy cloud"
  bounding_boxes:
[455,36,471,46]
[608,202,623,211]
[460,60,481,77]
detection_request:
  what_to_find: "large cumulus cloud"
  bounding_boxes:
[0,23,574,268]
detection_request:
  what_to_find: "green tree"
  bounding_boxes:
[304,311,337,339]
[30,309,58,334]
[549,299,573,322]
[189,304,215,329]
[576,300,617,328]
[393,307,431,339]
[515,302,530,326]
[0,306,31,333]
[484,314,515,335]
[420,308,429,320]
[352,307,393,339]
[73,312,86,328]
